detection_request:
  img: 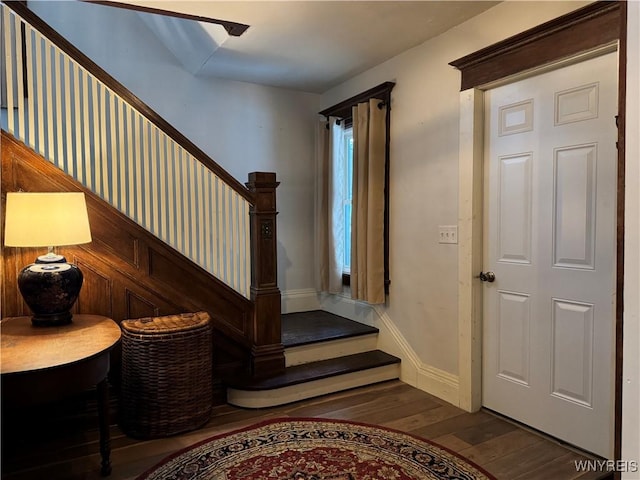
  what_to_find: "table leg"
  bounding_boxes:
[97,378,112,476]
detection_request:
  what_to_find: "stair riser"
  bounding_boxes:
[227,364,400,408]
[285,334,378,367]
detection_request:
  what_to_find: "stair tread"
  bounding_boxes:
[226,350,400,391]
[282,310,378,347]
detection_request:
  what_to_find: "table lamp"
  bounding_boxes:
[3,192,92,326]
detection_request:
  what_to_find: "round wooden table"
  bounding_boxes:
[1,314,121,476]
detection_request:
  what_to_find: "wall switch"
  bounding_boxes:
[438,225,458,244]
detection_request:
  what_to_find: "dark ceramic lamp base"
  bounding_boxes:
[31,312,73,326]
[18,257,83,327]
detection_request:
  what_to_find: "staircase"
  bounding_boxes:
[226,311,401,408]
[0,2,401,407]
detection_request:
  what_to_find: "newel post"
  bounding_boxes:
[246,172,285,378]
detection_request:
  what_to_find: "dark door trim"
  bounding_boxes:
[449,2,621,90]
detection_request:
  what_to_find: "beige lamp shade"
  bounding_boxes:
[4,192,92,247]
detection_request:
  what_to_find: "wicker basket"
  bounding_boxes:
[119,311,213,439]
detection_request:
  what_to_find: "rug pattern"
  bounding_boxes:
[138,418,495,480]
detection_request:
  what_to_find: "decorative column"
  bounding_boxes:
[246,172,285,378]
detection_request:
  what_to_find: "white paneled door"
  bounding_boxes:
[482,52,618,458]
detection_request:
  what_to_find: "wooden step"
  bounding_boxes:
[226,350,400,408]
[282,311,379,366]
[225,311,401,408]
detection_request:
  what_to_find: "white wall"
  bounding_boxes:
[30,1,320,294]
[320,1,591,375]
[623,1,640,477]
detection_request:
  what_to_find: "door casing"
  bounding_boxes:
[458,43,619,407]
[455,2,626,461]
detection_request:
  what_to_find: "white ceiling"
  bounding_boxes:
[111,1,499,93]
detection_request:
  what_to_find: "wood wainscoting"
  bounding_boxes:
[0,131,255,402]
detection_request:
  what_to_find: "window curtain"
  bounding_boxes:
[317,117,346,294]
[351,99,387,304]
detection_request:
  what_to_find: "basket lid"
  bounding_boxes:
[121,311,210,334]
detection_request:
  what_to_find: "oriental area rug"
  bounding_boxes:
[136,418,496,480]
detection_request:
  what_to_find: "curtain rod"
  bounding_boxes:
[324,100,388,123]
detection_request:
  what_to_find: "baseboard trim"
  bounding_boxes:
[282,289,321,313]
[318,292,376,327]
[301,292,460,406]
[374,306,460,406]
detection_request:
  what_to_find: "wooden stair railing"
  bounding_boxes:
[2,1,285,377]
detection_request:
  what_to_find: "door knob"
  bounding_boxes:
[478,271,496,283]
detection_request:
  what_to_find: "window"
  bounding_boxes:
[320,81,394,294]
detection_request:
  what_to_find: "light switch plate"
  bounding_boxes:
[438,225,458,244]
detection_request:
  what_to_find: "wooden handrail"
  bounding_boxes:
[82,1,250,37]
[2,1,254,203]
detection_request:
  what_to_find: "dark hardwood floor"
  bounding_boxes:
[1,380,611,480]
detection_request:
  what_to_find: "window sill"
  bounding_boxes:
[342,273,390,295]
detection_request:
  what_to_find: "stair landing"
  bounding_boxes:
[282,311,378,347]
